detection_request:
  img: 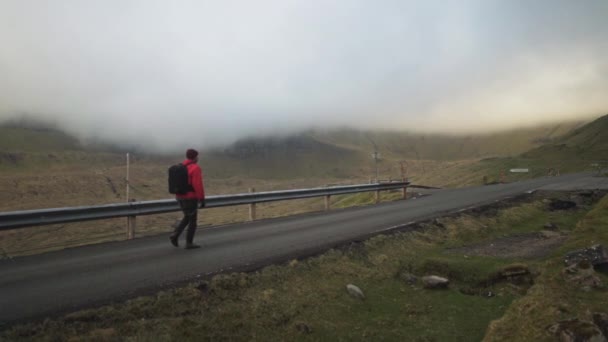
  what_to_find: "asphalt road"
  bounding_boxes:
[1,173,607,325]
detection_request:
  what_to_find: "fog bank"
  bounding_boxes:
[1,1,606,151]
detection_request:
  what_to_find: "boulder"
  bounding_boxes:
[594,313,608,339]
[571,191,598,206]
[499,264,530,278]
[346,284,365,300]
[422,275,449,289]
[540,230,562,239]
[544,222,559,230]
[564,245,608,267]
[547,318,606,342]
[562,261,603,291]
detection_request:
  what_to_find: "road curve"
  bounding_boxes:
[1,173,606,325]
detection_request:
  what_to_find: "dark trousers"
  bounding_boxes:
[172,199,198,244]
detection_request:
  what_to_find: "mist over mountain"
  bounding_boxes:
[0,115,591,162]
[1,1,607,151]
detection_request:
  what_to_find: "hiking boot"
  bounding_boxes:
[169,236,179,247]
[185,243,201,250]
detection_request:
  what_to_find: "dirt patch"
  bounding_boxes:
[447,231,568,259]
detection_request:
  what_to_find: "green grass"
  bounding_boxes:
[3,191,602,341]
[483,194,608,341]
[332,190,404,208]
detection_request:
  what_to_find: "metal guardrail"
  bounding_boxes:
[408,184,442,190]
[0,182,409,231]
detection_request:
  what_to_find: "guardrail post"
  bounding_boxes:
[325,194,331,211]
[249,187,256,221]
[127,216,136,239]
[375,190,380,204]
[402,185,407,200]
[126,198,136,239]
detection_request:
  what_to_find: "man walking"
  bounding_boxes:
[170,148,205,249]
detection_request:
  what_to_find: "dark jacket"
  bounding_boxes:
[175,159,205,200]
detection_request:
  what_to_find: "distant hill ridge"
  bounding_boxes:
[0,116,595,163]
[522,114,608,160]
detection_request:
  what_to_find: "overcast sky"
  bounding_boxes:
[1,0,607,151]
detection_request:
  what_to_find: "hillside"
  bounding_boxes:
[204,134,367,179]
[0,117,599,212]
[522,114,608,161]
[1,119,587,181]
[202,119,587,179]
[0,126,82,153]
[310,121,585,161]
[408,114,608,187]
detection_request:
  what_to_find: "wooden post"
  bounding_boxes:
[402,186,407,200]
[127,198,136,239]
[127,216,136,239]
[325,195,331,211]
[126,153,132,239]
[249,187,256,221]
[375,190,380,204]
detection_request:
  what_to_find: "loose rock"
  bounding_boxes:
[564,245,608,267]
[562,261,603,291]
[422,275,449,289]
[540,230,562,239]
[346,284,365,300]
[499,264,530,278]
[547,318,606,342]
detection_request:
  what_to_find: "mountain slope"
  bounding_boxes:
[310,121,585,161]
[204,134,367,179]
[0,117,595,183]
[0,126,82,152]
[522,114,608,161]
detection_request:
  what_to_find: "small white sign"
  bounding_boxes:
[510,168,529,173]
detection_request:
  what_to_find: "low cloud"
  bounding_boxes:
[0,0,606,152]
